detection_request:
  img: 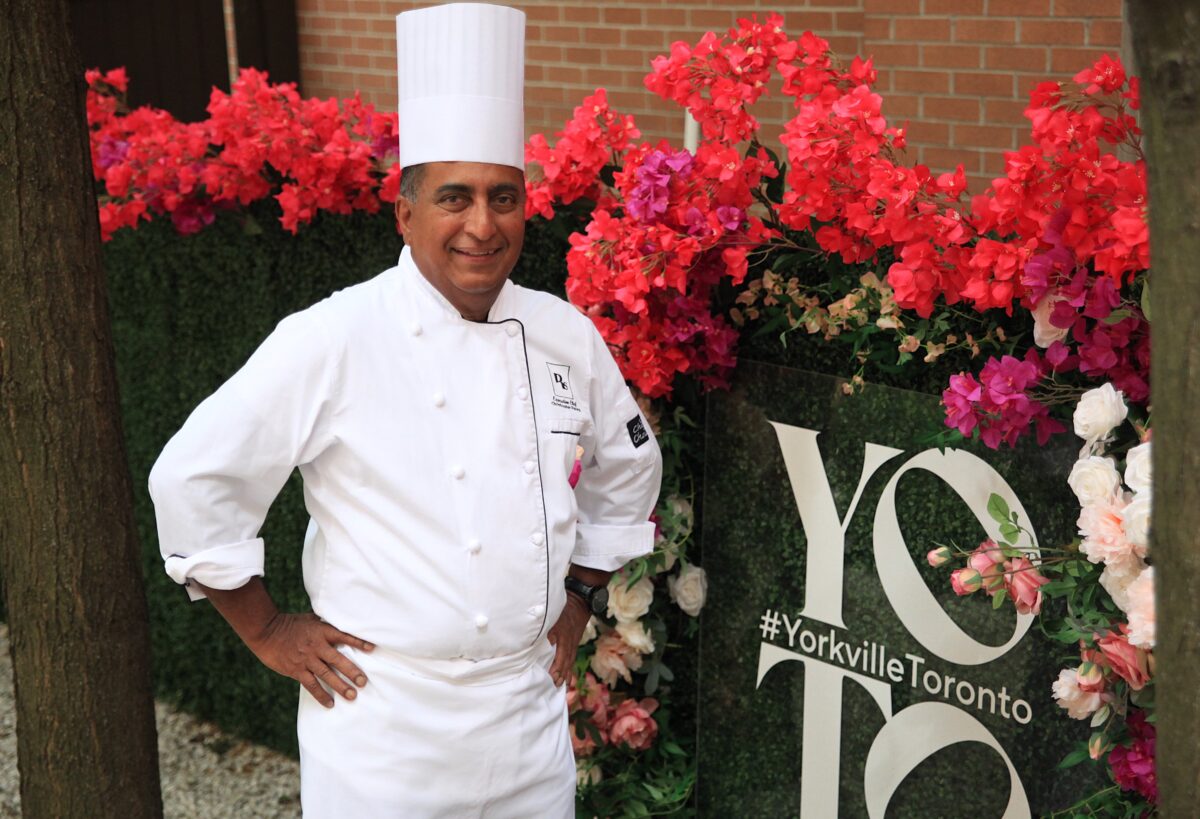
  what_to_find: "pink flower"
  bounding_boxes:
[950,567,982,595]
[608,697,660,750]
[1078,497,1142,572]
[1109,709,1157,804]
[1051,668,1102,720]
[589,631,643,686]
[968,540,1006,595]
[1002,556,1049,614]
[1124,567,1156,649]
[926,546,952,567]
[1097,627,1152,691]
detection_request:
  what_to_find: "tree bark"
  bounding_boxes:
[0,0,163,815]
[1128,2,1200,814]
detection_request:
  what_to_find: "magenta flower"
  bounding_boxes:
[1109,709,1157,804]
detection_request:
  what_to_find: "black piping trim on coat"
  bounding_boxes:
[550,429,581,436]
[487,317,553,642]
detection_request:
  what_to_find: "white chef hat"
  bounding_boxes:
[395,3,526,170]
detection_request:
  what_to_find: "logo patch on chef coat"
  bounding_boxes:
[547,363,580,411]
[627,416,650,448]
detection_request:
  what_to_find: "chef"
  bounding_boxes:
[148,3,662,816]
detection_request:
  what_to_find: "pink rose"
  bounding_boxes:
[581,673,612,729]
[950,567,982,596]
[1097,627,1152,690]
[569,717,598,757]
[967,540,1006,594]
[1051,668,1102,720]
[1002,556,1049,615]
[1078,497,1142,571]
[926,546,952,567]
[608,697,659,751]
[589,631,643,687]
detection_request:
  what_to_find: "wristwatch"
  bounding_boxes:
[565,576,609,617]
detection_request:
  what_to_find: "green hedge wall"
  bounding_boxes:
[107,200,569,754]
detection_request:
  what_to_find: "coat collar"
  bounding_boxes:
[398,246,516,324]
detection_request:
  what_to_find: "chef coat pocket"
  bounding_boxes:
[543,417,586,484]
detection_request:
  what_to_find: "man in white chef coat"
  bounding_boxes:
[149,4,662,816]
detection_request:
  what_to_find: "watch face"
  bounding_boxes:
[591,586,609,617]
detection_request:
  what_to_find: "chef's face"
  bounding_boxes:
[395,161,525,322]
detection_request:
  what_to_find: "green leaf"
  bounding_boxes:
[987,494,1011,525]
[999,522,1020,544]
[1057,746,1090,769]
[992,590,1007,610]
[1140,279,1151,323]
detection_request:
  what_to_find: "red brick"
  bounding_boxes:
[983,151,1010,175]
[524,6,561,23]
[984,46,1047,72]
[925,0,983,12]
[353,35,390,52]
[342,53,372,68]
[966,173,992,193]
[866,0,921,12]
[1054,0,1123,15]
[954,19,1015,44]
[299,33,324,48]
[322,0,350,13]
[583,67,625,87]
[646,9,683,27]
[884,92,920,117]
[605,49,648,68]
[924,96,981,121]
[627,29,666,48]
[348,0,381,12]
[893,69,950,93]
[368,18,395,34]
[985,99,1030,124]
[902,120,949,144]
[582,27,621,46]
[563,6,599,24]
[923,146,979,174]
[603,7,642,25]
[954,71,1015,96]
[543,26,581,43]
[1020,20,1085,45]
[826,35,862,55]
[989,0,1051,14]
[867,43,920,66]
[953,123,1017,149]
[835,11,865,32]
[1088,20,1123,48]
[922,44,982,69]
[563,46,603,64]
[312,49,341,65]
[786,10,836,33]
[863,17,892,40]
[338,17,368,32]
[1051,47,1110,73]
[895,17,950,42]
[689,9,736,30]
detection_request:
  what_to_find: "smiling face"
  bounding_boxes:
[394,161,526,322]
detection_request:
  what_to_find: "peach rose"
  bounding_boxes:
[608,697,659,751]
[968,540,1005,594]
[569,718,598,757]
[1002,557,1049,615]
[1078,496,1144,570]
[1052,668,1102,720]
[950,567,982,596]
[581,673,612,729]
[589,631,643,686]
[1097,627,1152,690]
[1125,568,1156,650]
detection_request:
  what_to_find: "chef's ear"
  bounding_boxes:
[395,197,412,239]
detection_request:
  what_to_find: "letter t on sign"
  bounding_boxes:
[769,422,903,628]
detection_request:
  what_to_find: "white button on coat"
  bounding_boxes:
[432,392,446,407]
[474,614,489,630]
[530,532,544,546]
[467,538,482,554]
[450,465,465,480]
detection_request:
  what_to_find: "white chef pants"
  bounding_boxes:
[297,641,575,818]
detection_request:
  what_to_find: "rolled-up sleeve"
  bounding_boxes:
[572,326,663,571]
[149,310,341,601]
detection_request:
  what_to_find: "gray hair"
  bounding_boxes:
[399,164,426,201]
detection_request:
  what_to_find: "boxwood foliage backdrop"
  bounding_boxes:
[105,200,569,753]
[84,199,983,758]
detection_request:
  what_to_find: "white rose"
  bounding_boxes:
[1073,383,1128,444]
[1124,441,1152,495]
[578,615,598,647]
[606,576,654,624]
[1125,567,1156,649]
[668,563,708,617]
[1099,560,1144,612]
[1051,668,1102,720]
[615,619,655,654]
[1122,493,1151,553]
[1032,295,1068,348]
[1067,456,1122,506]
[668,495,694,531]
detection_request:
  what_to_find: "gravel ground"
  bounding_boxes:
[0,625,302,818]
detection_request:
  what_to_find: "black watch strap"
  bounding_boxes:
[565,576,609,617]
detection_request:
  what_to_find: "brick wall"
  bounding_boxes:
[290,0,1126,189]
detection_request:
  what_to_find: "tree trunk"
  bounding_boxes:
[0,0,163,815]
[1127,2,1200,814]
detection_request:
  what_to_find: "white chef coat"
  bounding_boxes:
[149,246,662,815]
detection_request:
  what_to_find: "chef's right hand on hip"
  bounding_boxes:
[250,612,375,708]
